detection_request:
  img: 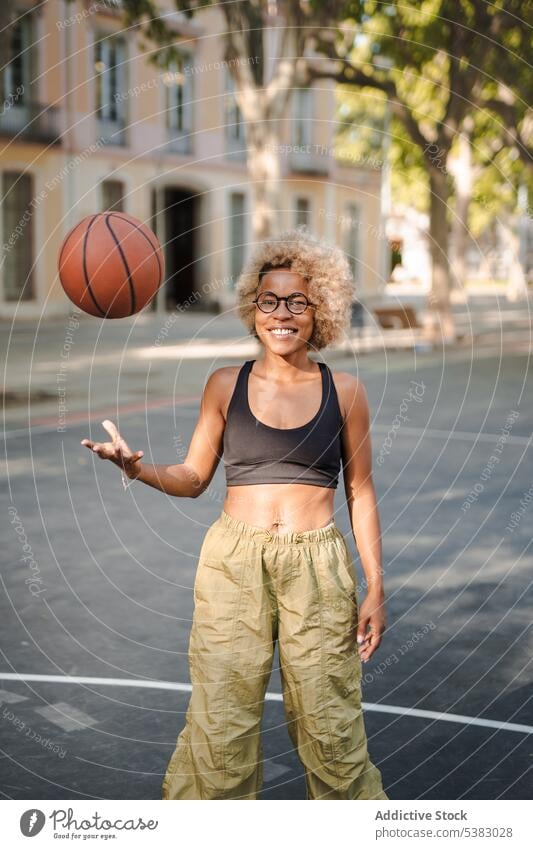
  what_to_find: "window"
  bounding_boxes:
[2,172,34,301]
[229,192,246,286]
[163,53,193,153]
[2,17,31,105]
[164,55,190,132]
[344,203,361,280]
[295,197,311,228]
[166,63,185,132]
[0,16,34,138]
[95,34,127,143]
[293,88,312,146]
[0,15,59,143]
[101,179,124,212]
[225,70,246,157]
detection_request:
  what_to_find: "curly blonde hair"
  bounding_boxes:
[235,226,356,351]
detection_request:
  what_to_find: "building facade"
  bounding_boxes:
[0,0,385,319]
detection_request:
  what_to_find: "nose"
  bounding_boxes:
[272,301,292,316]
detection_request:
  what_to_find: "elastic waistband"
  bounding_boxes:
[218,509,340,544]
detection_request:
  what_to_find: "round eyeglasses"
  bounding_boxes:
[253,291,316,314]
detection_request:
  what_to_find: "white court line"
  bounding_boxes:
[1,672,531,735]
[361,702,533,734]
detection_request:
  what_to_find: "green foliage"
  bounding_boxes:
[468,139,533,236]
[120,0,212,66]
[335,86,429,211]
[116,0,531,233]
[337,0,532,228]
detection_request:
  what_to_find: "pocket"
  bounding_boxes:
[195,523,246,597]
[193,554,235,607]
[197,521,226,568]
[193,524,227,607]
[338,557,357,596]
[334,535,358,596]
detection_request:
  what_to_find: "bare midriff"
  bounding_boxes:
[223,484,335,534]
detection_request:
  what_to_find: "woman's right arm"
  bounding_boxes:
[81,368,229,498]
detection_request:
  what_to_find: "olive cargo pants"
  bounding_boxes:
[162,510,388,800]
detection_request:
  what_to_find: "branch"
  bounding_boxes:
[307,61,432,153]
[222,5,262,95]
[264,25,302,117]
[442,23,462,138]
[482,99,533,166]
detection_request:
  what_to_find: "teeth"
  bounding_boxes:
[270,328,295,335]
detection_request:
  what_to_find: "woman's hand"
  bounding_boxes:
[81,419,144,480]
[356,591,386,663]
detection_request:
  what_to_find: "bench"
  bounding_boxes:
[373,305,421,330]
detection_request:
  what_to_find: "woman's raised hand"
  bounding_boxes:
[81,419,144,480]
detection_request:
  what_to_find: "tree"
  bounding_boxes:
[306,0,533,339]
[336,90,533,296]
[120,0,356,241]
[447,111,533,295]
[120,1,532,339]
[5,1,530,336]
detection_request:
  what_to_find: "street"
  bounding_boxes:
[1,300,532,799]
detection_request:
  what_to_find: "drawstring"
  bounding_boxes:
[261,530,304,543]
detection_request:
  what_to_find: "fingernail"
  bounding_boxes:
[357,635,363,644]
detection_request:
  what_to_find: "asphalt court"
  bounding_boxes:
[1,351,532,799]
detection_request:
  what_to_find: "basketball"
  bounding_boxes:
[58,212,164,318]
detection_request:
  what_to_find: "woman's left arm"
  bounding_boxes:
[339,374,386,662]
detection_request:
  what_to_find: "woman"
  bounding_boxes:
[81,228,388,800]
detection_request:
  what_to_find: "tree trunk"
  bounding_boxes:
[502,217,528,302]
[449,128,474,299]
[426,167,456,342]
[225,17,299,243]
[246,125,283,241]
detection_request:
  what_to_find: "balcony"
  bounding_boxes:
[0,102,61,144]
[97,118,127,147]
[225,134,246,162]
[288,146,330,176]
[165,129,192,156]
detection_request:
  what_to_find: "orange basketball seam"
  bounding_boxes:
[108,212,163,288]
[82,214,107,317]
[104,214,136,316]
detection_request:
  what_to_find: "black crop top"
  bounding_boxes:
[222,359,344,488]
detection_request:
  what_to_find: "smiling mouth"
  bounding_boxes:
[268,327,297,335]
